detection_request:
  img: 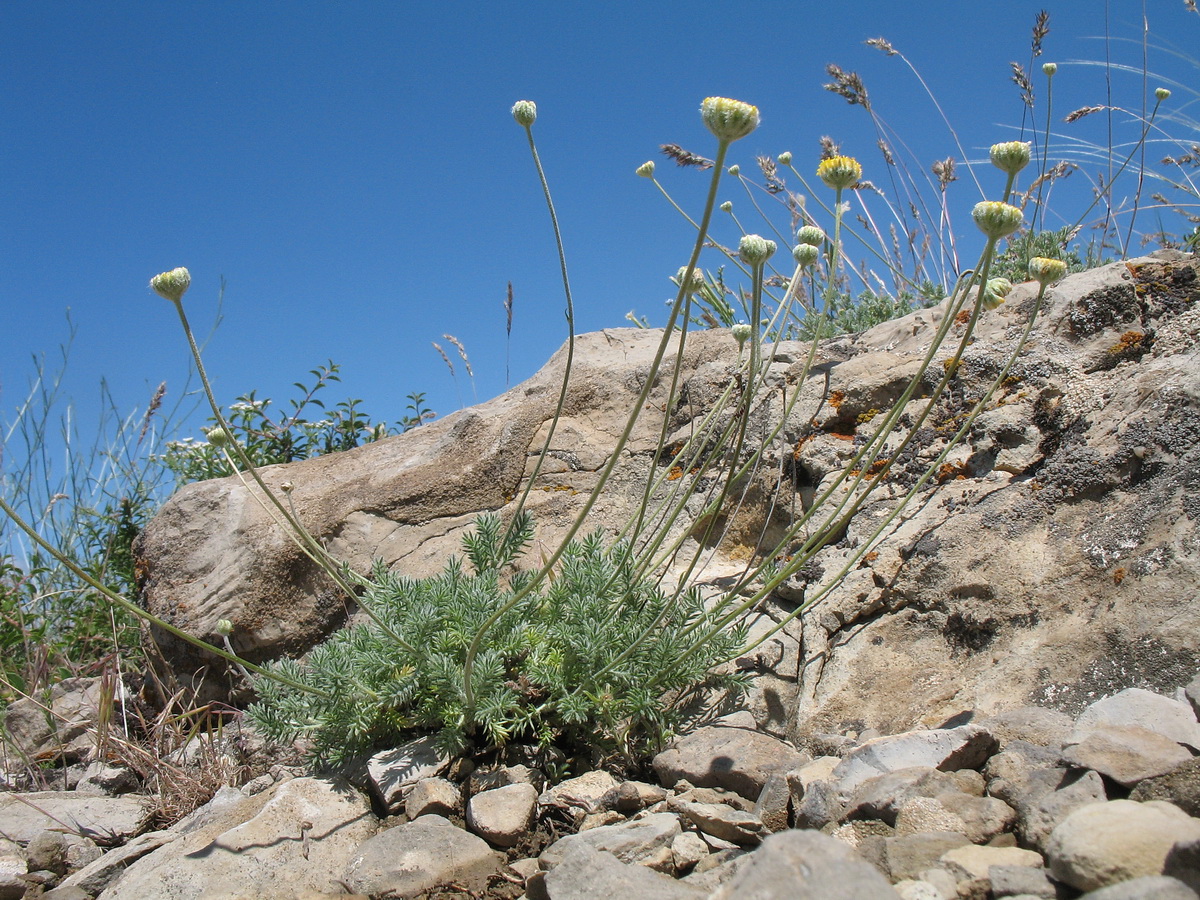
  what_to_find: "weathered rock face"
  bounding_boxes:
[135,251,1200,732]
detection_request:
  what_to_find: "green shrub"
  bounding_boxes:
[246,512,748,767]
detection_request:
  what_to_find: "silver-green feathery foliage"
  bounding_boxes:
[247,512,748,767]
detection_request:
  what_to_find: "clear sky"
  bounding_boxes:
[2,1,1197,464]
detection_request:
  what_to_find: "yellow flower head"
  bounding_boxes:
[1028,256,1068,286]
[972,201,1023,239]
[150,267,191,303]
[700,97,760,144]
[817,156,862,190]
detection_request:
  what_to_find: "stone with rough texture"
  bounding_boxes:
[102,777,377,900]
[466,782,538,848]
[539,812,681,870]
[831,726,998,795]
[847,767,965,825]
[0,792,146,845]
[405,776,461,819]
[981,707,1076,751]
[1046,799,1200,891]
[652,725,807,802]
[1079,875,1200,899]
[1131,758,1200,817]
[540,770,620,814]
[1,677,107,763]
[753,770,791,832]
[53,831,176,897]
[543,842,706,900]
[988,864,1057,899]
[708,829,901,899]
[342,815,501,897]
[671,831,709,873]
[884,831,971,882]
[1073,689,1200,751]
[1062,722,1193,786]
[988,760,1108,851]
[671,800,763,845]
[894,793,1015,844]
[892,881,945,900]
[938,843,1044,882]
[136,254,1200,746]
[366,735,449,808]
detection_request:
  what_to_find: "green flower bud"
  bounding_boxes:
[971,201,1023,239]
[817,156,862,190]
[1042,62,1057,76]
[731,323,753,349]
[792,243,820,268]
[700,97,760,144]
[1028,256,1068,286]
[989,141,1032,176]
[738,234,776,267]
[216,619,234,636]
[720,201,733,213]
[980,277,1014,310]
[727,164,740,177]
[1155,87,1171,102]
[205,427,228,447]
[150,267,191,303]
[636,160,655,178]
[777,151,792,165]
[511,100,537,127]
[280,481,295,494]
[795,225,826,246]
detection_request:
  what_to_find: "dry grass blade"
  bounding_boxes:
[660,143,713,169]
[431,341,454,376]
[1065,105,1107,123]
[1011,61,1035,107]
[824,63,870,109]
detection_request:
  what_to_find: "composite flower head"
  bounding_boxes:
[700,97,760,144]
[980,277,1014,310]
[989,141,1032,176]
[1028,256,1068,286]
[792,243,820,268]
[636,160,655,178]
[738,234,776,267]
[972,201,1023,239]
[150,267,191,303]
[817,156,862,190]
[795,225,826,247]
[511,100,537,127]
[731,322,753,350]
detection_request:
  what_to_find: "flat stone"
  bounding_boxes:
[938,844,1044,882]
[884,831,971,882]
[466,782,538,848]
[989,864,1056,898]
[981,706,1075,751]
[830,726,998,795]
[1132,758,1200,817]
[652,725,808,802]
[343,815,501,897]
[892,880,945,900]
[671,831,709,873]
[847,767,963,825]
[540,771,620,814]
[1063,723,1193,786]
[53,831,176,897]
[1046,799,1200,891]
[540,812,681,870]
[708,829,901,899]
[365,735,449,808]
[601,780,667,813]
[543,842,706,900]
[895,793,1015,844]
[671,800,764,845]
[989,763,1108,851]
[753,770,791,832]
[0,792,147,845]
[1073,689,1200,752]
[103,777,378,900]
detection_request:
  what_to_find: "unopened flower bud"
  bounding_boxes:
[280,481,294,493]
[150,267,191,303]
[777,151,792,165]
[796,225,826,246]
[990,141,1032,176]
[792,244,820,267]
[720,201,733,213]
[817,156,862,190]
[216,619,234,636]
[980,277,1014,310]
[675,266,705,294]
[738,234,776,267]
[972,201,1023,239]
[1042,62,1057,77]
[636,160,655,178]
[1028,256,1068,286]
[731,323,752,349]
[729,165,742,177]
[700,97,760,143]
[1155,87,1171,102]
[511,100,537,127]
[205,427,228,447]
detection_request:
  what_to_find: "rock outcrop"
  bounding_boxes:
[134,250,1200,739]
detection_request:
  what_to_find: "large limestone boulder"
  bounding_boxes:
[136,251,1200,736]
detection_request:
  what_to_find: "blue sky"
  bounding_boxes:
[2,1,1197,470]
